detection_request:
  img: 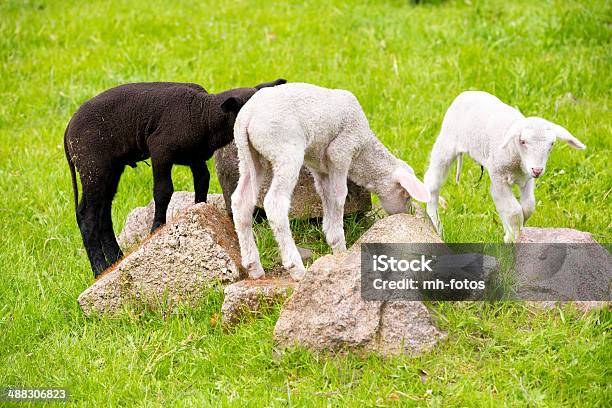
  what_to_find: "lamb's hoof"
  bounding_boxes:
[429,219,443,237]
[150,219,166,234]
[331,246,347,255]
[437,223,444,238]
[330,240,347,255]
[246,263,265,280]
[288,266,306,281]
[503,233,517,244]
[426,210,442,235]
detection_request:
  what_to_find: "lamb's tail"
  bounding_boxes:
[233,116,259,203]
[63,125,79,210]
[455,153,463,184]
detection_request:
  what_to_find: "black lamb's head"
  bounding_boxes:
[218,78,286,116]
[208,78,285,148]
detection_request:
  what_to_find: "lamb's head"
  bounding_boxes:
[501,117,586,178]
[377,160,431,214]
[219,78,287,118]
[211,79,286,145]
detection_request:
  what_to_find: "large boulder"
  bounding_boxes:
[214,141,372,219]
[79,203,243,315]
[517,227,611,309]
[117,192,226,249]
[273,212,446,356]
[222,277,296,326]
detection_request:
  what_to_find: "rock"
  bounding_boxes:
[297,246,314,263]
[275,253,380,349]
[79,203,243,315]
[116,206,154,250]
[201,193,227,210]
[569,301,610,312]
[518,227,599,244]
[214,141,371,219]
[117,192,226,248]
[516,227,611,302]
[376,301,447,355]
[273,213,446,356]
[221,277,296,326]
[352,209,441,247]
[527,301,610,313]
[77,269,124,316]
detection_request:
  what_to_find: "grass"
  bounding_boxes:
[0,0,610,406]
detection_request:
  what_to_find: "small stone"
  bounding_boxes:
[221,277,296,326]
[297,247,314,262]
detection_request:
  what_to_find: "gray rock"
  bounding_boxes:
[526,300,610,313]
[116,205,154,250]
[297,246,314,263]
[515,227,611,302]
[352,209,441,247]
[274,213,446,356]
[79,203,243,315]
[376,300,447,355]
[518,227,600,244]
[214,141,371,219]
[116,192,226,249]
[221,277,296,326]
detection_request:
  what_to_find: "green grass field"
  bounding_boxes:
[1,0,610,406]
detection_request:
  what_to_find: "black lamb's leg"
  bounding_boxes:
[151,159,174,233]
[78,174,111,277]
[191,161,210,203]
[100,201,123,265]
[77,200,107,277]
[99,166,124,265]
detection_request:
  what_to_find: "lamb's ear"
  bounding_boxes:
[254,78,286,90]
[554,124,586,150]
[393,168,431,203]
[501,121,523,149]
[220,96,243,113]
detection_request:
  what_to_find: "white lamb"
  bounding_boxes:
[231,83,430,280]
[424,91,586,243]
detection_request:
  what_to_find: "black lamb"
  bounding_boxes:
[64,78,286,277]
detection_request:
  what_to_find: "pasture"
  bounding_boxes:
[0,0,610,406]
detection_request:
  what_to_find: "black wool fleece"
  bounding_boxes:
[64,78,286,277]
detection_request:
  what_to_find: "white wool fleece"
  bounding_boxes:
[231,82,429,280]
[424,91,586,243]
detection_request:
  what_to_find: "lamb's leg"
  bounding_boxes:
[191,161,210,203]
[490,177,523,243]
[231,159,265,279]
[151,160,174,233]
[310,167,348,254]
[99,166,124,265]
[519,178,536,223]
[264,157,306,281]
[424,138,457,235]
[78,175,110,277]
